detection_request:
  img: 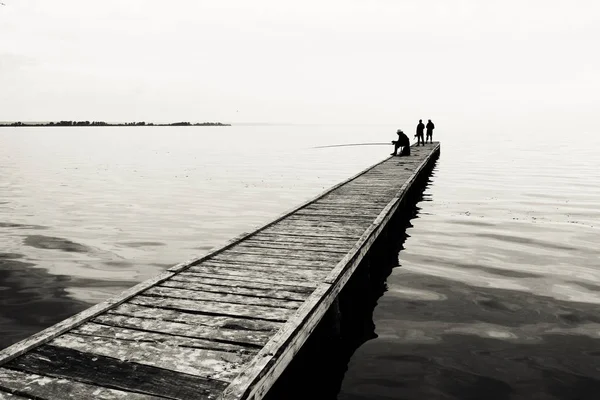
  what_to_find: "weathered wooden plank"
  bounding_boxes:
[176,270,318,289]
[130,295,294,322]
[0,270,177,366]
[0,392,29,400]
[293,209,382,217]
[209,251,337,266]
[231,242,348,255]
[92,314,271,347]
[191,264,330,284]
[169,273,315,294]
[216,248,343,264]
[50,333,249,381]
[220,144,441,400]
[108,303,282,332]
[329,189,398,196]
[323,147,438,287]
[188,264,329,282]
[161,279,309,302]
[258,225,365,238]
[202,258,331,271]
[272,219,369,230]
[0,389,30,400]
[6,345,227,400]
[313,201,389,208]
[237,240,350,253]
[0,368,162,400]
[219,284,333,400]
[73,322,256,354]
[284,214,377,223]
[247,233,357,246]
[144,286,303,309]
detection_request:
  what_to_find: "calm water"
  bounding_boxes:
[1,125,600,399]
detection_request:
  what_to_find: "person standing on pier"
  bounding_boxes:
[426,119,435,143]
[415,119,425,146]
[391,129,410,156]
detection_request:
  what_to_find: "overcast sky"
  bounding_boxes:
[1,0,599,129]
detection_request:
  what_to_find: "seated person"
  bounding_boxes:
[391,129,410,156]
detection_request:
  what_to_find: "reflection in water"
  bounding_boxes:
[339,272,600,400]
[23,235,90,253]
[2,126,600,397]
[0,252,89,349]
[0,252,139,349]
[337,167,600,400]
[265,163,600,400]
[264,161,433,400]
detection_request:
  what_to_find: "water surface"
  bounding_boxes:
[1,125,599,399]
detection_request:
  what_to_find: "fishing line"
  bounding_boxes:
[312,142,390,149]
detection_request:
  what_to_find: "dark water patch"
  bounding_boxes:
[0,252,24,260]
[452,219,497,227]
[335,268,600,398]
[23,235,89,253]
[117,241,166,248]
[445,260,543,279]
[104,261,134,268]
[378,272,600,327]
[339,334,600,400]
[477,232,578,252]
[569,281,600,292]
[475,297,522,313]
[150,263,172,269]
[69,277,138,288]
[0,259,91,350]
[0,222,48,230]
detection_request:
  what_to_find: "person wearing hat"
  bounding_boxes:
[391,129,410,156]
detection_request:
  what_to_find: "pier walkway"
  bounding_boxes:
[0,143,440,400]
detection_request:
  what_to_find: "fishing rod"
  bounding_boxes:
[312,142,391,149]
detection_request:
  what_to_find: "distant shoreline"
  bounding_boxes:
[0,121,231,127]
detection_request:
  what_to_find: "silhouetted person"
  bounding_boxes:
[426,119,435,143]
[391,129,410,156]
[415,119,425,146]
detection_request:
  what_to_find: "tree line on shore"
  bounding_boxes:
[1,121,230,127]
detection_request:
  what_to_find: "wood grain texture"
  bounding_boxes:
[130,295,295,322]
[169,273,315,293]
[177,270,318,289]
[187,264,329,282]
[233,240,350,253]
[108,303,282,332]
[73,322,258,353]
[0,368,162,400]
[5,345,227,400]
[50,333,249,381]
[0,391,30,400]
[93,314,273,346]
[143,286,303,309]
[161,279,309,302]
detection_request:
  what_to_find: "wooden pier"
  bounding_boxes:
[0,143,440,400]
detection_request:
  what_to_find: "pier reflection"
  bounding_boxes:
[263,163,436,399]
